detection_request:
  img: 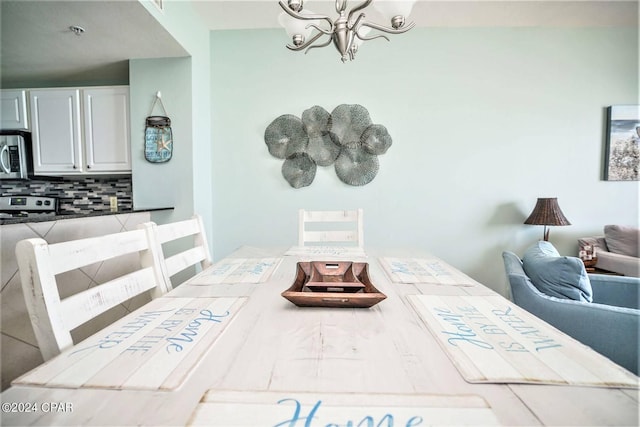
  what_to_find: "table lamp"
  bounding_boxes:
[524,198,571,241]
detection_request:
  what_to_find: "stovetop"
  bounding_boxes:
[0,196,58,218]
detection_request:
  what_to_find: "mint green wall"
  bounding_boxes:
[210,27,638,296]
[129,57,192,218]
[133,0,213,246]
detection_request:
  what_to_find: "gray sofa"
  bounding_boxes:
[578,225,640,277]
[502,247,639,375]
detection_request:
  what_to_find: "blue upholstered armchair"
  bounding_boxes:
[502,250,640,375]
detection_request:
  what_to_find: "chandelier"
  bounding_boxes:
[278,0,415,62]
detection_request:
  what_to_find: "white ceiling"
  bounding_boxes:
[192,0,638,30]
[0,1,636,88]
[0,0,188,87]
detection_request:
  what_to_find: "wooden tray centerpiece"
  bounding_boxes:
[282,261,386,308]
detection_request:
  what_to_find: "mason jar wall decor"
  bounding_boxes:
[144,92,173,163]
[264,104,392,188]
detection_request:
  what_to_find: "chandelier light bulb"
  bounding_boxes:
[292,34,305,46]
[278,11,313,41]
[390,15,405,29]
[287,0,303,12]
[373,1,416,20]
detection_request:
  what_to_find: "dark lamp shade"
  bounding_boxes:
[524,198,571,241]
[524,198,571,226]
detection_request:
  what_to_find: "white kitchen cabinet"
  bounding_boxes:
[83,87,131,172]
[29,86,131,175]
[30,89,82,174]
[1,90,28,129]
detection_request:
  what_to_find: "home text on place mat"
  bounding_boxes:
[285,245,367,257]
[379,257,478,286]
[188,390,500,426]
[188,258,282,285]
[13,297,246,391]
[408,295,639,388]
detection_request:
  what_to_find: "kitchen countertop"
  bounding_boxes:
[0,207,174,225]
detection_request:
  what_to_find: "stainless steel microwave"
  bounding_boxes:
[0,130,34,180]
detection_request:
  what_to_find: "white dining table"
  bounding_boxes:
[1,246,638,426]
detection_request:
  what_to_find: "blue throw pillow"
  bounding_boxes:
[522,241,593,302]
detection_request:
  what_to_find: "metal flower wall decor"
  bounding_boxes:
[264,104,392,188]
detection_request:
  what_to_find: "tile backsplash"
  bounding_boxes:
[0,176,132,214]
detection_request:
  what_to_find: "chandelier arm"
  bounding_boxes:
[278,1,334,29]
[307,23,333,36]
[286,31,330,51]
[347,0,373,23]
[356,32,390,42]
[345,13,367,54]
[304,37,334,53]
[360,20,416,34]
[350,12,365,31]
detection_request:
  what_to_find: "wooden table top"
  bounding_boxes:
[1,246,638,426]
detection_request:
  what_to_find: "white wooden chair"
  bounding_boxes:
[298,209,364,247]
[143,214,212,290]
[15,228,167,361]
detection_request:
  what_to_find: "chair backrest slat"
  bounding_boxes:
[156,217,201,243]
[164,246,209,278]
[298,209,364,247]
[60,267,158,331]
[47,229,149,274]
[142,214,212,289]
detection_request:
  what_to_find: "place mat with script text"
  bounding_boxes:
[408,294,638,388]
[285,246,367,258]
[188,390,500,426]
[188,258,282,285]
[13,297,245,391]
[379,257,479,286]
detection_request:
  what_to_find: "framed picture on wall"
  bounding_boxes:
[603,105,639,181]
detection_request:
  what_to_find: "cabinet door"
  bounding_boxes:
[83,87,131,172]
[30,89,82,174]
[1,90,28,129]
